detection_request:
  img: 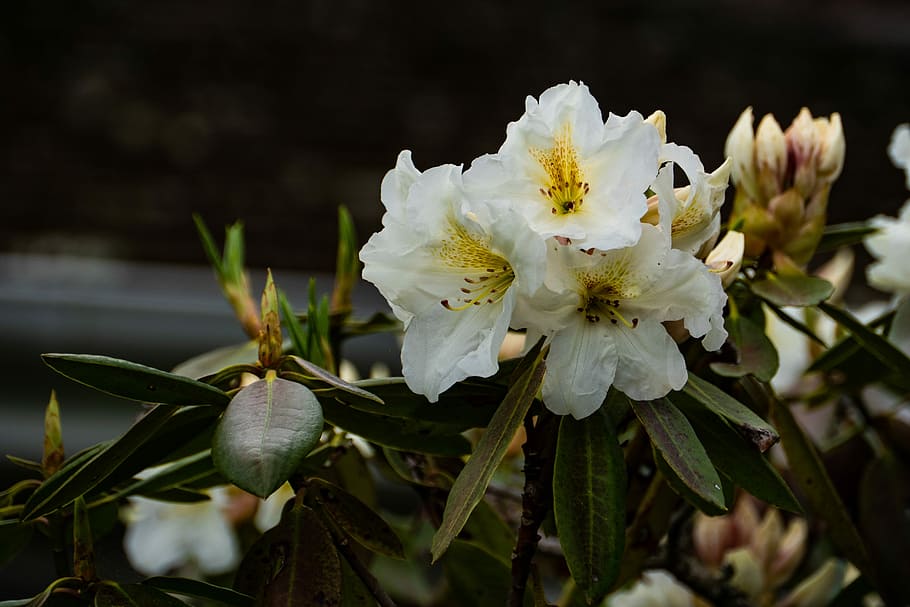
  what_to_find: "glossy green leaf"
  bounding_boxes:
[553,412,626,604]
[749,272,834,307]
[0,519,33,566]
[0,578,83,607]
[859,455,910,606]
[280,355,383,404]
[5,455,43,474]
[442,540,532,607]
[683,373,778,451]
[341,377,505,429]
[670,392,801,513]
[711,313,779,381]
[42,354,230,407]
[430,340,547,561]
[816,221,878,253]
[632,399,726,513]
[320,399,471,456]
[769,391,874,580]
[142,577,253,607]
[308,477,405,559]
[213,374,323,498]
[22,406,177,521]
[818,301,910,381]
[261,503,342,607]
[171,340,259,381]
[72,497,95,581]
[109,451,217,500]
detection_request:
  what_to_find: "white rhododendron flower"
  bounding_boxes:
[360,158,549,401]
[536,176,727,418]
[866,202,910,298]
[361,83,730,417]
[122,486,240,576]
[607,570,693,607]
[889,124,910,189]
[465,81,661,251]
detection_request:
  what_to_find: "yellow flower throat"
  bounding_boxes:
[531,125,590,216]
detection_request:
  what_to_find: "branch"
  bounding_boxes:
[508,410,558,607]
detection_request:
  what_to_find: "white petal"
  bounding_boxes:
[123,499,187,575]
[888,124,910,189]
[402,291,515,402]
[866,200,910,295]
[542,316,618,419]
[611,319,688,401]
[379,150,421,224]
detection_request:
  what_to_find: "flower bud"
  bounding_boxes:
[705,231,745,288]
[750,508,783,574]
[725,107,758,200]
[724,547,765,600]
[777,559,846,607]
[787,108,821,197]
[817,113,845,182]
[645,110,667,144]
[768,517,808,587]
[756,114,787,200]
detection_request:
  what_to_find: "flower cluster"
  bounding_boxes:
[360,82,730,419]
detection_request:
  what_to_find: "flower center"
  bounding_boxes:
[576,264,640,328]
[531,124,590,216]
[437,221,515,311]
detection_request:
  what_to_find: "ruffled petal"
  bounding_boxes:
[611,319,688,401]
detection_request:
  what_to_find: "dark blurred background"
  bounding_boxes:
[1,0,909,597]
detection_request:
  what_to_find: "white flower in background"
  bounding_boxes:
[464,81,661,251]
[254,482,296,532]
[607,570,693,607]
[536,175,727,418]
[866,200,910,297]
[360,158,549,402]
[122,486,240,576]
[889,124,910,189]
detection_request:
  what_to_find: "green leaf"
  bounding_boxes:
[280,356,383,404]
[339,557,373,607]
[307,477,405,559]
[711,313,779,381]
[442,540,531,607]
[142,577,253,607]
[816,221,878,253]
[261,503,342,607]
[320,399,472,456]
[670,392,801,513]
[72,497,95,581]
[430,339,547,561]
[108,450,218,500]
[768,388,874,580]
[818,301,910,381]
[213,373,323,498]
[0,519,33,566]
[42,354,230,407]
[632,399,726,513]
[859,455,910,606]
[338,376,504,429]
[171,340,260,380]
[750,272,834,307]
[0,578,83,607]
[683,373,778,451]
[22,405,178,520]
[553,412,626,604]
[5,455,43,474]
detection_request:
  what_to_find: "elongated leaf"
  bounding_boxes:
[42,354,230,407]
[632,399,726,513]
[816,221,878,253]
[22,406,177,520]
[0,519,33,566]
[683,373,778,451]
[213,374,324,498]
[430,340,547,561]
[750,273,833,307]
[280,356,383,404]
[553,412,626,604]
[72,497,94,581]
[615,476,679,587]
[172,340,259,380]
[262,503,342,607]
[109,451,217,500]
[320,399,471,456]
[818,301,910,380]
[340,377,505,429]
[670,392,801,513]
[0,578,83,607]
[711,313,779,381]
[858,455,910,606]
[769,390,874,579]
[308,477,405,559]
[143,577,253,607]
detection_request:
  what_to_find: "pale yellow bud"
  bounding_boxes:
[750,508,784,573]
[756,114,788,199]
[787,108,821,197]
[725,107,757,199]
[645,109,667,144]
[724,547,765,600]
[817,112,845,182]
[705,231,745,288]
[768,517,808,587]
[777,559,846,607]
